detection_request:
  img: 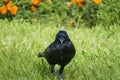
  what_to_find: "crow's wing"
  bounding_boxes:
[43,42,58,64]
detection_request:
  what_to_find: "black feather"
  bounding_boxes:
[38,30,76,79]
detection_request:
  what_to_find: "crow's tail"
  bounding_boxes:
[38,52,44,57]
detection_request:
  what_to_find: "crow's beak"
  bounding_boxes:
[59,37,65,44]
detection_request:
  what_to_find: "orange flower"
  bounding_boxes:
[72,0,78,3]
[31,0,42,5]
[92,0,102,4]
[72,0,84,3]
[6,1,13,10]
[0,5,7,15]
[72,0,85,8]
[77,1,85,8]
[9,6,18,15]
[67,20,74,26]
[30,5,36,12]
[3,0,9,3]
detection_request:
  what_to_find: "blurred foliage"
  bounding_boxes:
[0,0,120,27]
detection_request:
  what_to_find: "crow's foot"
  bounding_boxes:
[52,72,64,80]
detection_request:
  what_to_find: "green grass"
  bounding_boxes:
[0,19,120,80]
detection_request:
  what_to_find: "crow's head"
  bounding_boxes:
[55,30,70,44]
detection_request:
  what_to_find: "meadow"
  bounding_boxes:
[0,19,120,80]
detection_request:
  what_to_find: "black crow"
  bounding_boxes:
[38,30,76,79]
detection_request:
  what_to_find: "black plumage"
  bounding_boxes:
[38,30,76,79]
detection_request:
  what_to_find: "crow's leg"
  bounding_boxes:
[55,65,65,80]
[51,65,64,80]
[51,65,58,76]
[51,65,55,74]
[59,65,65,74]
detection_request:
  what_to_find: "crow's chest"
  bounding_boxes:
[55,46,71,60]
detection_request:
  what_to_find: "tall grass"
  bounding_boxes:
[0,19,120,80]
